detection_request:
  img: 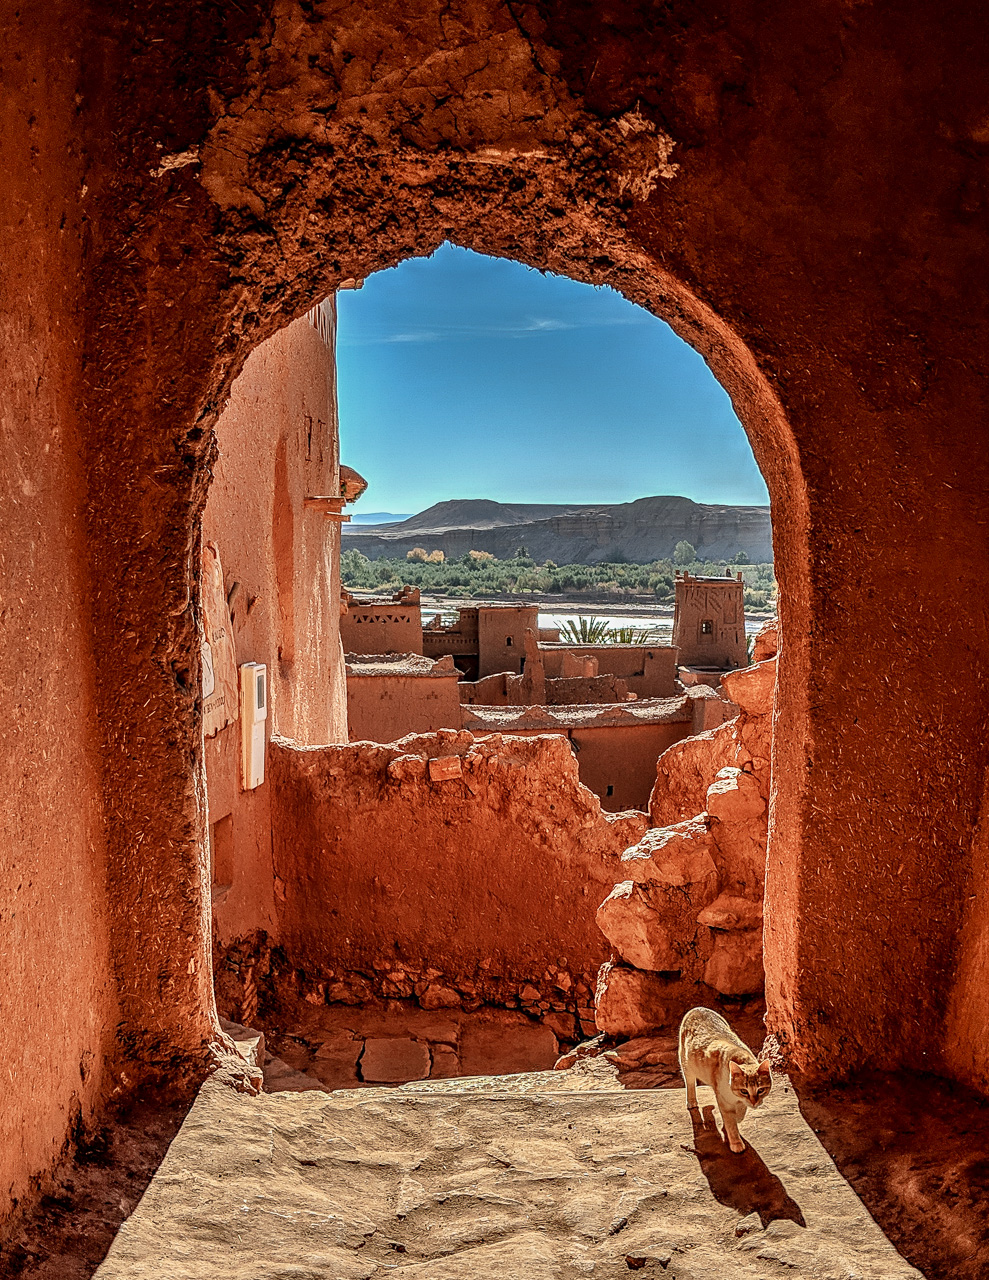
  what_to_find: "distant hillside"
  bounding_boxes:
[341,496,772,564]
[348,511,413,525]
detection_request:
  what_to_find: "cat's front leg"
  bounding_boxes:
[679,1048,698,1109]
[717,1095,746,1153]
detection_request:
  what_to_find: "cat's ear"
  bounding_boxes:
[757,1060,772,1077]
[729,1061,743,1079]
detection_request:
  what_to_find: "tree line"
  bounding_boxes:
[340,545,776,608]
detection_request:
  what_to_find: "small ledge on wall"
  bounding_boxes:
[305,465,368,521]
[304,495,351,521]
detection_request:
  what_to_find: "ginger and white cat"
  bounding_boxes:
[678,1006,772,1153]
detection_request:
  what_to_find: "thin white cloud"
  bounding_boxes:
[340,313,646,346]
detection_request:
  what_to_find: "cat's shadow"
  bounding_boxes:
[684,1104,807,1229]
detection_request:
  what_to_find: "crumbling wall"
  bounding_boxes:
[459,671,630,707]
[240,732,647,1041]
[346,659,463,742]
[547,675,631,705]
[594,623,777,1037]
[540,645,680,699]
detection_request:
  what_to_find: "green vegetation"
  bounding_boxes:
[673,540,696,566]
[341,547,777,609]
[557,616,615,644]
[557,616,665,645]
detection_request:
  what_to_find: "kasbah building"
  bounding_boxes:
[2,5,988,1278]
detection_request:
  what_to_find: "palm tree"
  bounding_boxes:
[558,615,614,644]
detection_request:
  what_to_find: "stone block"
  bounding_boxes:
[359,1037,431,1083]
[603,1035,679,1071]
[542,1010,579,1042]
[703,931,764,996]
[597,880,703,972]
[459,1016,559,1077]
[418,980,462,1010]
[619,818,718,886]
[219,1017,266,1068]
[428,755,462,782]
[697,894,763,930]
[310,1030,362,1088]
[309,1053,361,1090]
[721,658,776,717]
[751,621,779,663]
[706,767,766,822]
[594,962,686,1037]
[429,1045,461,1079]
[386,754,428,782]
[262,1056,322,1093]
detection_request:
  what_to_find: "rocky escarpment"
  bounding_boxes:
[343,496,773,563]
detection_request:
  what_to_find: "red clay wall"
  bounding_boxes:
[572,723,688,813]
[540,645,679,698]
[8,0,989,1233]
[477,606,539,677]
[268,732,647,999]
[0,8,117,1220]
[204,306,347,949]
[339,601,423,656]
[465,717,693,812]
[346,670,463,741]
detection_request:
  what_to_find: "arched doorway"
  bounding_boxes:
[7,0,989,1240]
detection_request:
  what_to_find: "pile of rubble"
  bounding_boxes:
[593,623,779,1039]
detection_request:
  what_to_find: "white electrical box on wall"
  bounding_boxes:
[239,662,267,790]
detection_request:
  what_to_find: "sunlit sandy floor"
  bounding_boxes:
[94,1061,918,1280]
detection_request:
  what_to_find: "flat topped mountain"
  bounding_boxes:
[381,498,590,533]
[343,495,773,564]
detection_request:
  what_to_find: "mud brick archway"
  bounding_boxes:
[5,0,989,1225]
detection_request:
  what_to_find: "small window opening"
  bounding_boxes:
[506,636,513,646]
[701,619,714,635]
[606,785,614,797]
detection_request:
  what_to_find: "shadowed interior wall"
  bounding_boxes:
[204,306,348,950]
[0,7,117,1221]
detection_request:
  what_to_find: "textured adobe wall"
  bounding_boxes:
[339,601,424,657]
[570,722,690,813]
[346,666,463,742]
[268,731,647,991]
[0,4,117,1221]
[540,646,679,698]
[477,606,540,677]
[204,306,347,949]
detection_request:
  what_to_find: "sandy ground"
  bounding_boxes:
[86,1059,921,1280]
[4,1056,989,1278]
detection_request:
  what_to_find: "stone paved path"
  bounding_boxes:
[95,1063,920,1279]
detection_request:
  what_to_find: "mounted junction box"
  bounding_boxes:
[239,662,267,790]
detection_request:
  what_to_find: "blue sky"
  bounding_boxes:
[336,244,768,516]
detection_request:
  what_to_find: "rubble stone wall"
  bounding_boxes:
[594,624,778,1038]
